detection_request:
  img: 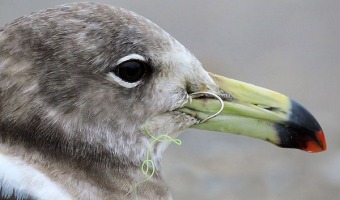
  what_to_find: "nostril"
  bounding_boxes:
[265,107,275,111]
[255,104,279,112]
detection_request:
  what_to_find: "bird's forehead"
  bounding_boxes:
[69,3,201,66]
[107,5,200,68]
[66,3,202,71]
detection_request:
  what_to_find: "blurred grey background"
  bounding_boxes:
[1,0,339,199]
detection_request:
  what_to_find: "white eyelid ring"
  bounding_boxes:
[189,91,224,124]
[115,54,146,65]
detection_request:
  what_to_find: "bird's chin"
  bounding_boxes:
[143,111,199,139]
[176,73,326,153]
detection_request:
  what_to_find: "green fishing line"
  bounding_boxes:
[134,92,223,199]
[134,124,181,200]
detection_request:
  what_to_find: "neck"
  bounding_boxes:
[0,141,172,200]
[0,116,170,199]
[0,112,179,199]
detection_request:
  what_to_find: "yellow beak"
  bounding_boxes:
[178,73,326,153]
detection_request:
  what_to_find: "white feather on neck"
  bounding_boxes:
[0,152,71,200]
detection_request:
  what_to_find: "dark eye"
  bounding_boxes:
[114,60,147,83]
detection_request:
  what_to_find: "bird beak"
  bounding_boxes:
[178,73,326,153]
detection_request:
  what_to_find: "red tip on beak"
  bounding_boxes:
[303,130,327,153]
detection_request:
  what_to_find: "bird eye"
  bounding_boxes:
[114,60,147,83]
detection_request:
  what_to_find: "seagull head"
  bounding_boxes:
[0,1,326,179]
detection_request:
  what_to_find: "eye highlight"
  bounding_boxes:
[114,60,147,83]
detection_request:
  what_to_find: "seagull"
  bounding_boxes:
[0,2,326,200]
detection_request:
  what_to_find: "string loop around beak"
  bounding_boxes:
[189,91,224,124]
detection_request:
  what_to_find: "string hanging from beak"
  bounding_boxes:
[135,125,181,200]
[135,92,224,199]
